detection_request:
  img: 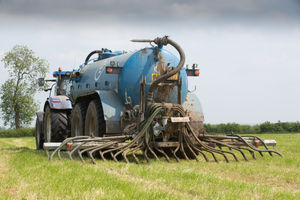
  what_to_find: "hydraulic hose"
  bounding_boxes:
[131,36,186,104]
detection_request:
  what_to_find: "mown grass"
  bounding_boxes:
[0,134,299,200]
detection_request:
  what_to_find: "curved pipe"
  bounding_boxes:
[131,36,186,104]
[84,50,102,65]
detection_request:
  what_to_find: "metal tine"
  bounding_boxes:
[232,134,282,157]
[68,142,86,160]
[122,150,129,163]
[88,151,96,164]
[172,140,181,161]
[50,136,89,160]
[186,123,239,162]
[99,150,106,161]
[125,143,143,164]
[180,108,235,161]
[154,146,170,162]
[131,146,142,164]
[113,143,135,162]
[132,152,140,164]
[207,138,248,161]
[202,138,239,162]
[188,144,210,162]
[101,130,143,159]
[171,148,180,162]
[144,131,159,161]
[78,149,85,163]
[147,144,159,161]
[88,142,117,164]
[143,148,150,163]
[183,132,209,162]
[111,152,118,162]
[197,149,210,162]
[78,145,100,163]
[179,134,189,160]
[234,134,282,157]
[184,139,200,162]
[239,147,256,159]
[183,131,199,161]
[254,136,273,157]
[196,136,234,162]
[209,151,219,162]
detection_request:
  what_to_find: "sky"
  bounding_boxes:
[0,0,300,126]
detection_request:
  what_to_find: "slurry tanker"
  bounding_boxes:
[36,36,281,163]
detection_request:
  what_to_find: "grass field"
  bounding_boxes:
[0,134,299,200]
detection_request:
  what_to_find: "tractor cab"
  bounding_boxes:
[52,69,72,96]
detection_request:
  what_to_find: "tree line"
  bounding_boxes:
[204,121,300,134]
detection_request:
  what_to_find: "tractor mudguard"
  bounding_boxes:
[95,90,126,134]
[46,95,72,110]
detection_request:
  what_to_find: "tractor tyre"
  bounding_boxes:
[71,102,87,137]
[85,99,106,137]
[35,117,44,149]
[44,106,68,142]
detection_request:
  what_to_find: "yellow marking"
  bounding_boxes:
[168,73,178,80]
[152,73,160,81]
[152,73,179,81]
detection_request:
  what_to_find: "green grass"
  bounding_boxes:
[0,134,299,200]
[0,128,34,138]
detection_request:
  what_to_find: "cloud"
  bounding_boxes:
[0,0,299,26]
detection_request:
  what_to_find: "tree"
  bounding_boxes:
[0,45,48,129]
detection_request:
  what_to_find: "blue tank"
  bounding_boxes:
[70,43,203,134]
[71,47,188,105]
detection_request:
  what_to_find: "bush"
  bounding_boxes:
[0,128,35,138]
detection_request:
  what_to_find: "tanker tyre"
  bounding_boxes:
[71,102,87,137]
[44,106,68,142]
[85,99,105,137]
[35,117,44,150]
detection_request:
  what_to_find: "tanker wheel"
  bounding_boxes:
[44,106,68,142]
[85,99,105,137]
[35,117,44,149]
[71,102,87,137]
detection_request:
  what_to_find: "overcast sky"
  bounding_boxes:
[0,0,300,126]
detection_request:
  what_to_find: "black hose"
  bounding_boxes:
[84,50,102,65]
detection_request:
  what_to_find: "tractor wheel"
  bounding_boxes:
[85,99,105,137]
[44,106,68,142]
[35,117,44,149]
[71,102,87,137]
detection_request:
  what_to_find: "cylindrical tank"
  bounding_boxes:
[71,46,188,106]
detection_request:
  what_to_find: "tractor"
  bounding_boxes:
[35,69,72,149]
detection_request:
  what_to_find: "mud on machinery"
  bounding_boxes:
[36,36,281,164]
